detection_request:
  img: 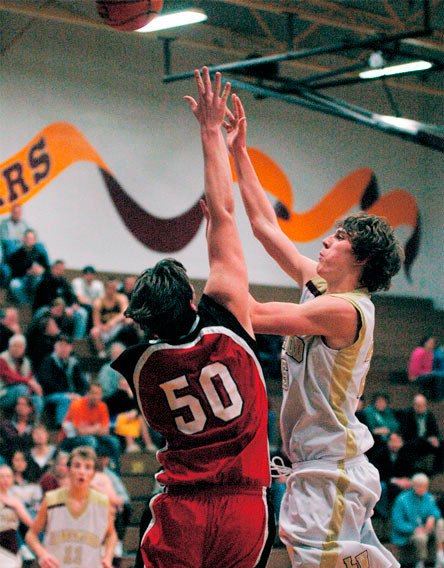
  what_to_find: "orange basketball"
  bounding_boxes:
[96,0,163,32]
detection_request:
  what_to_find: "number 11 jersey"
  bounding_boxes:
[112,294,270,489]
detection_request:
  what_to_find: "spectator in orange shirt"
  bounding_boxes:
[60,382,121,472]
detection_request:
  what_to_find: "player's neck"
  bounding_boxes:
[326,274,361,294]
[69,485,90,500]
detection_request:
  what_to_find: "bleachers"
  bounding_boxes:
[2,273,443,567]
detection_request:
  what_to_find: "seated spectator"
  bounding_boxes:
[9,449,42,513]
[39,450,70,493]
[118,274,137,300]
[90,277,128,358]
[0,307,21,353]
[0,334,43,418]
[0,395,38,458]
[409,335,444,401]
[106,377,158,454]
[25,314,60,374]
[33,260,88,340]
[0,463,33,567]
[398,393,443,475]
[71,265,104,329]
[8,229,49,305]
[28,424,56,481]
[391,473,444,568]
[363,390,400,446]
[38,334,88,428]
[370,431,414,518]
[33,297,78,339]
[97,341,126,399]
[60,382,121,472]
[0,204,48,261]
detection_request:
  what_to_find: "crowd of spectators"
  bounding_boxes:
[0,205,442,567]
[0,205,159,566]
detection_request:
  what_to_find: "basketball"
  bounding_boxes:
[96,0,164,32]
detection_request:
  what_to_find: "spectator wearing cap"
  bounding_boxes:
[38,335,88,427]
[72,266,105,331]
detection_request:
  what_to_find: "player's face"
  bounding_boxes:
[317,228,359,280]
[69,457,96,488]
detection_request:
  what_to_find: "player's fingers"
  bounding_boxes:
[234,94,246,119]
[201,66,212,95]
[225,108,235,123]
[221,81,231,104]
[194,68,205,95]
[183,96,198,112]
[213,71,222,97]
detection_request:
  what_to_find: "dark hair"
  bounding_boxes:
[125,258,195,339]
[82,265,96,274]
[339,213,404,292]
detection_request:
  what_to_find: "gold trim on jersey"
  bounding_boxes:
[46,487,109,519]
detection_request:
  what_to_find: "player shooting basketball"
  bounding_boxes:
[223,92,404,567]
[111,68,274,568]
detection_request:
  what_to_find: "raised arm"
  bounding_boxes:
[225,94,317,288]
[185,68,252,335]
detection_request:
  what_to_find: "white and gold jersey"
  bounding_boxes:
[43,487,109,567]
[281,277,375,463]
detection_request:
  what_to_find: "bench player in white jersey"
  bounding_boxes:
[224,93,404,567]
[111,68,274,568]
[26,446,117,568]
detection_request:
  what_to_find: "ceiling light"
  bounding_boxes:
[359,60,433,79]
[378,116,421,134]
[135,9,207,33]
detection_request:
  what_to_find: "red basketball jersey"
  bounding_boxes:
[112,295,270,488]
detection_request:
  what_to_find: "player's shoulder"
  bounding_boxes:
[198,294,257,352]
[111,342,150,379]
[45,487,68,508]
[88,488,110,507]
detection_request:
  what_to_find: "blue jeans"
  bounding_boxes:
[9,274,42,304]
[34,305,88,339]
[44,392,72,426]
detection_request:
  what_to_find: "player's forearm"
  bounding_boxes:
[102,529,118,565]
[25,529,47,560]
[201,127,235,219]
[231,146,279,237]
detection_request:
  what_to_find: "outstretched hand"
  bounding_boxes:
[223,93,247,154]
[184,66,231,129]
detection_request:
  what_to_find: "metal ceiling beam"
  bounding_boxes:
[223,77,444,153]
[163,27,433,83]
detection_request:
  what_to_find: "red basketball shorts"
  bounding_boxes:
[139,486,274,568]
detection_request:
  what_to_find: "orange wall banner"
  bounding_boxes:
[0,123,420,275]
[231,148,420,279]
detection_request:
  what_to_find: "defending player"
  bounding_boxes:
[224,93,403,567]
[111,68,274,568]
[25,446,117,568]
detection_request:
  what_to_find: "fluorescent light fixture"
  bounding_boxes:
[378,115,421,134]
[359,60,433,79]
[136,9,207,33]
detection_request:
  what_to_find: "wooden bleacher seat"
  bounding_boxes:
[120,451,160,476]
